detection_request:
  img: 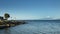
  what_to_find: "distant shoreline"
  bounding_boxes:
[10,19,60,21]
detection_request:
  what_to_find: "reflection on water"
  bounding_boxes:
[0,28,10,34]
[4,28,11,34]
[0,20,60,34]
[0,28,20,34]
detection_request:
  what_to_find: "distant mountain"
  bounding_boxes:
[40,18,55,20]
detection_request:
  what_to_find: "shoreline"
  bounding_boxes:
[0,20,26,29]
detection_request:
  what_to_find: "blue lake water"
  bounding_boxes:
[0,20,60,34]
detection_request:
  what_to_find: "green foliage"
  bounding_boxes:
[4,13,10,20]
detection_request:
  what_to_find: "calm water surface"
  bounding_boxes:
[0,20,60,34]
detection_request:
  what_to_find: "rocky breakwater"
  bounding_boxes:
[0,20,26,29]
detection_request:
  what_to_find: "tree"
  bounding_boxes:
[4,13,10,20]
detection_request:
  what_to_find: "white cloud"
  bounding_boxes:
[46,16,50,18]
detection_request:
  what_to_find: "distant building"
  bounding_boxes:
[0,16,4,20]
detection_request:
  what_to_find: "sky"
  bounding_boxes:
[0,0,60,20]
